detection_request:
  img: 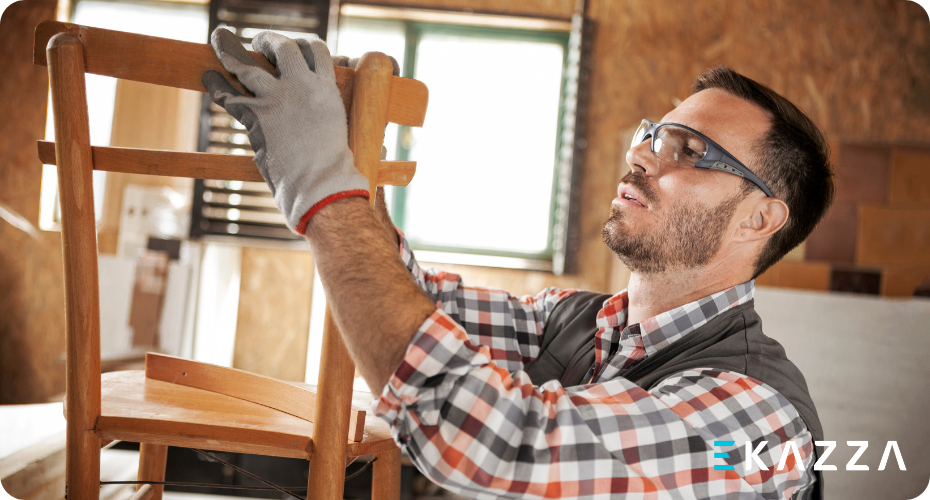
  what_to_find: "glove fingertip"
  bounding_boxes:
[295,38,318,72]
[332,55,349,68]
[202,70,233,99]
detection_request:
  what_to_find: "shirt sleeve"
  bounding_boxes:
[395,227,576,372]
[373,309,816,499]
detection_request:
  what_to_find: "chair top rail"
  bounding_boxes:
[34,21,427,127]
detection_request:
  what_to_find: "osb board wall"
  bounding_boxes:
[354,0,930,300]
[0,0,63,404]
[781,142,930,297]
[233,247,314,381]
[97,79,201,254]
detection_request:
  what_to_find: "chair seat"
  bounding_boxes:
[96,371,396,459]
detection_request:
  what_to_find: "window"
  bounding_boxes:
[336,8,579,270]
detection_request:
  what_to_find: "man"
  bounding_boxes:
[203,28,833,499]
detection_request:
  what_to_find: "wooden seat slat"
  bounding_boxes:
[96,371,395,460]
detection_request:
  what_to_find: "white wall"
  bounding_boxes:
[755,289,930,500]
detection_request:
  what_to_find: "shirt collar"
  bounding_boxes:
[591,280,755,381]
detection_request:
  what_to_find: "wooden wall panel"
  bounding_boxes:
[406,0,930,297]
[0,0,63,404]
[755,261,831,291]
[882,267,930,297]
[233,247,314,381]
[890,147,930,207]
[858,205,930,267]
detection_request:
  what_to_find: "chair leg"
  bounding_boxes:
[67,426,101,500]
[371,447,401,500]
[138,443,168,500]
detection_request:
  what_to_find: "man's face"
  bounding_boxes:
[602,89,771,274]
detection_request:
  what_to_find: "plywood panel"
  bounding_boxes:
[755,261,831,291]
[804,200,858,263]
[882,267,930,298]
[890,147,930,207]
[858,205,930,267]
[835,144,892,203]
[233,247,314,381]
[0,0,64,404]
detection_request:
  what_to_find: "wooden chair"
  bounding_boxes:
[34,21,428,500]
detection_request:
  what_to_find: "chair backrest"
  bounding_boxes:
[36,21,426,500]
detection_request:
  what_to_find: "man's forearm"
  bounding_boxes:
[303,196,435,395]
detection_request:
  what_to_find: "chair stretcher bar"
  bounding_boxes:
[37,141,416,187]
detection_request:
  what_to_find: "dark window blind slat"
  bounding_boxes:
[190,0,330,241]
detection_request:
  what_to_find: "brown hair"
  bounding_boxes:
[691,67,834,277]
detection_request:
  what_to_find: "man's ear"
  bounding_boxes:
[737,197,789,242]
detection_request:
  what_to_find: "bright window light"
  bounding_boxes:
[405,34,563,255]
[335,18,567,260]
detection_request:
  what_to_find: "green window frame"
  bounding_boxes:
[338,14,574,268]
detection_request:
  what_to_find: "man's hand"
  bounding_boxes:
[202,29,369,234]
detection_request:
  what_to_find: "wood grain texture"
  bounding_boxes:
[37,141,416,186]
[0,0,64,406]
[144,353,367,442]
[46,31,101,500]
[234,247,313,382]
[755,261,831,291]
[33,21,428,127]
[96,371,395,459]
[307,308,358,500]
[136,446,166,500]
[306,52,402,500]
[371,447,401,500]
[858,205,930,267]
[348,52,394,199]
[890,147,930,207]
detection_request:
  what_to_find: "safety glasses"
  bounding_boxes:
[631,119,775,198]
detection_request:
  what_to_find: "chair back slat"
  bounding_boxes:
[37,140,417,186]
[34,21,428,127]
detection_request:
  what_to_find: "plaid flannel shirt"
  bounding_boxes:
[373,231,816,499]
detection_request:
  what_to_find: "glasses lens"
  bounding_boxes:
[631,120,650,149]
[653,125,708,166]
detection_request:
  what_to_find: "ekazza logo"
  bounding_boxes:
[712,440,907,472]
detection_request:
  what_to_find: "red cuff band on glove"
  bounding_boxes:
[296,189,371,235]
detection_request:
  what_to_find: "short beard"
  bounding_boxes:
[602,183,744,275]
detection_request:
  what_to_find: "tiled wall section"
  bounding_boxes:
[759,143,930,298]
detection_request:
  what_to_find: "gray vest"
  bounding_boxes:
[524,291,824,499]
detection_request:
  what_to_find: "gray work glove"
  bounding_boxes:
[202,29,369,235]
